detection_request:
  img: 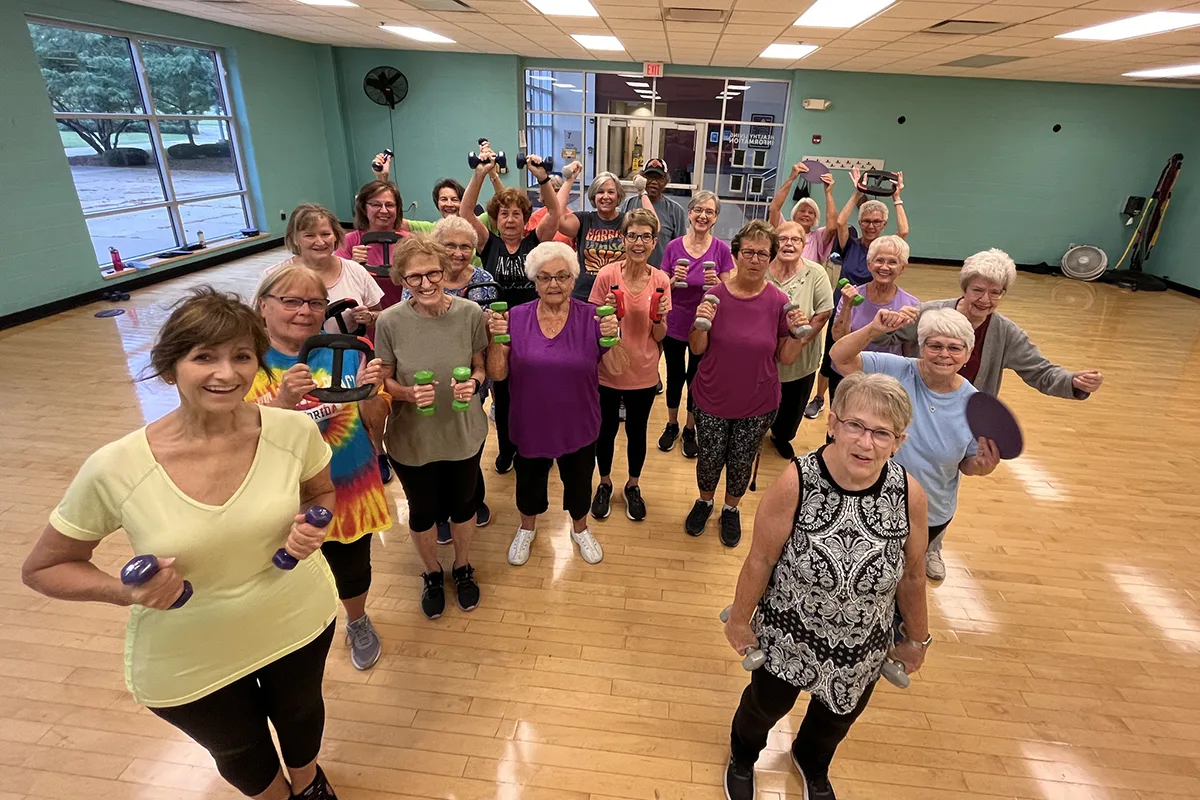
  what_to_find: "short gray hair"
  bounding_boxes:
[858,199,889,223]
[832,372,913,435]
[959,248,1016,293]
[867,234,910,265]
[524,241,579,282]
[432,214,476,245]
[688,190,721,216]
[790,197,820,225]
[917,307,975,352]
[587,172,626,207]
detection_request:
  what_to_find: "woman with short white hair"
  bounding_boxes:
[768,160,839,265]
[831,306,1001,581]
[486,242,628,567]
[557,171,658,300]
[876,248,1104,400]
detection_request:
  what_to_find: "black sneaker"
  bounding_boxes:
[770,436,795,460]
[421,569,445,619]
[624,484,646,521]
[495,452,514,474]
[657,422,680,452]
[791,751,837,799]
[292,763,338,799]
[685,499,714,536]
[436,520,452,545]
[720,506,741,547]
[378,454,393,484]
[475,502,491,528]
[452,563,480,611]
[682,426,699,458]
[723,756,755,800]
[803,396,825,420]
[591,482,613,520]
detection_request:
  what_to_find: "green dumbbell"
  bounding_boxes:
[452,366,472,412]
[414,370,436,416]
[596,305,619,347]
[489,301,510,344]
[837,278,865,306]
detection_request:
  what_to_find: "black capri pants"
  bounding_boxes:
[392,451,483,532]
[597,385,657,478]
[663,335,702,414]
[694,407,776,497]
[320,534,373,600]
[149,623,335,796]
[515,441,596,521]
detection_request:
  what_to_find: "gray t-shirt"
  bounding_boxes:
[374,296,490,466]
[620,194,686,268]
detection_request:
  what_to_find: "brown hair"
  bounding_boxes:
[353,180,403,230]
[145,286,270,382]
[253,264,328,311]
[731,219,779,261]
[621,207,660,238]
[390,234,451,285]
[284,204,345,255]
[486,187,533,225]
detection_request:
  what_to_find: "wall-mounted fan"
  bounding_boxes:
[363,66,408,109]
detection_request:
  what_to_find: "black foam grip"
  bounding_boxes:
[297,334,376,403]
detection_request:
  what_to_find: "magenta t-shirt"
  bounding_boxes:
[836,283,920,355]
[508,298,604,459]
[660,237,735,340]
[336,228,410,309]
[691,282,791,420]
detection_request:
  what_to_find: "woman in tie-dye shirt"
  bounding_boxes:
[248,264,393,672]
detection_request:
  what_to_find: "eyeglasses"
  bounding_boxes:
[691,209,717,218]
[860,218,886,227]
[535,273,573,285]
[777,236,804,245]
[870,258,902,267]
[835,414,899,448]
[923,341,967,355]
[624,232,655,243]
[443,243,474,253]
[740,249,772,263]
[267,295,329,312]
[402,269,444,288]
[965,285,1005,301]
[366,202,398,211]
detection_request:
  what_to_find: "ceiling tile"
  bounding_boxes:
[883,2,983,20]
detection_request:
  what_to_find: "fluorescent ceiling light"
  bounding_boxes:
[726,84,750,90]
[296,0,358,6]
[570,88,583,92]
[626,80,650,87]
[380,25,456,43]
[528,75,555,82]
[1057,12,1200,41]
[527,0,599,17]
[553,82,575,88]
[794,0,893,29]
[617,72,644,77]
[571,34,625,50]
[1124,62,1200,78]
[760,43,819,60]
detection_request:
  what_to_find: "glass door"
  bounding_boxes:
[650,120,705,200]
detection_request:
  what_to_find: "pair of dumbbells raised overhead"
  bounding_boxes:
[467,138,554,172]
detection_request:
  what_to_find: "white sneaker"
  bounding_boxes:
[508,528,536,566]
[571,527,604,564]
[925,550,946,581]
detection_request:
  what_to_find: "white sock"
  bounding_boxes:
[699,498,713,507]
[724,504,738,514]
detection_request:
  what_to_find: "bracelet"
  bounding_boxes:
[893,199,904,205]
[538,176,550,185]
[470,377,482,394]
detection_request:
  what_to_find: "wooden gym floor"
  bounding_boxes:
[1,249,1199,800]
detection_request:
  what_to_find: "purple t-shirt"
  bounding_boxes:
[507,298,604,458]
[836,283,920,355]
[660,237,735,340]
[691,281,791,420]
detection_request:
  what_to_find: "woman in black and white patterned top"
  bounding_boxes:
[720,372,932,800]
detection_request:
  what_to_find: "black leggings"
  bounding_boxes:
[320,534,372,600]
[392,451,483,532]
[491,378,518,464]
[437,447,487,524]
[150,623,335,796]
[597,385,657,479]
[515,441,596,521]
[694,407,775,497]
[663,335,702,416]
[771,372,817,445]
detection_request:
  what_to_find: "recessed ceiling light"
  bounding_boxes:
[380,25,456,43]
[296,0,358,6]
[527,0,599,17]
[553,82,575,88]
[1124,62,1200,78]
[626,81,650,87]
[794,0,894,29]
[1057,12,1200,41]
[571,34,625,50]
[760,43,819,60]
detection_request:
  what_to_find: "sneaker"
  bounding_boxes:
[682,426,699,459]
[452,563,480,611]
[723,756,755,800]
[618,401,626,422]
[926,550,946,581]
[685,499,714,536]
[791,750,836,800]
[475,503,491,528]
[657,422,680,452]
[436,520,452,545]
[770,436,795,460]
[495,452,514,474]
[570,527,604,564]
[292,764,338,799]
[720,506,742,548]
[623,484,646,522]
[377,454,393,484]
[508,527,536,566]
[655,379,664,395]
[420,569,445,619]
[345,614,381,671]
[591,482,613,520]
[803,396,825,420]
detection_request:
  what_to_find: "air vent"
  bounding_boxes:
[942,54,1028,68]
[664,7,728,23]
[406,0,476,11]
[924,20,1012,35]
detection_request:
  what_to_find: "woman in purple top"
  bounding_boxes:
[486,242,627,569]
[658,191,735,459]
[685,221,809,548]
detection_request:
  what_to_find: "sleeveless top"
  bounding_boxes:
[753,446,910,714]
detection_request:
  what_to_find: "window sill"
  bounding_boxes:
[100,233,275,280]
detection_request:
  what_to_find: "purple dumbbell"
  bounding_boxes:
[272,506,333,570]
[120,555,192,609]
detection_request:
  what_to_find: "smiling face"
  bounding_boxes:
[868,244,907,286]
[296,218,338,260]
[858,210,886,244]
[172,337,260,414]
[623,224,655,264]
[827,404,903,481]
[594,179,620,215]
[920,335,971,380]
[962,279,1005,321]
[436,187,462,217]
[403,253,447,312]
[689,198,717,234]
[793,203,817,231]
[365,188,398,231]
[259,276,325,348]
[439,228,475,277]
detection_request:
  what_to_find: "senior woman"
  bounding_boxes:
[371,151,502,229]
[834,168,909,285]
[721,372,932,800]
[23,288,342,800]
[486,241,628,566]
[336,180,410,308]
[658,190,735,458]
[249,265,391,671]
[556,169,657,300]
[374,236,488,619]
[876,248,1105,401]
[832,306,1001,581]
[769,161,839,265]
[685,220,808,547]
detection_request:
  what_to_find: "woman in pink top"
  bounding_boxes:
[587,209,672,522]
[335,180,410,308]
[768,161,840,265]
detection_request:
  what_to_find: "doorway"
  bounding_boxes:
[595,117,706,200]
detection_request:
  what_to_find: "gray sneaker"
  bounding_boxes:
[803,396,825,419]
[346,614,381,671]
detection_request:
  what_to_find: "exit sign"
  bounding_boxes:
[643,62,664,77]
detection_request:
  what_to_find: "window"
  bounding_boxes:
[28,20,252,268]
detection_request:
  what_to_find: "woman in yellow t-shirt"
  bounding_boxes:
[22,289,342,800]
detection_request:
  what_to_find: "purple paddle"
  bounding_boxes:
[965,393,1024,460]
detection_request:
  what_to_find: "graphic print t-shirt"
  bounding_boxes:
[571,211,625,301]
[480,231,540,306]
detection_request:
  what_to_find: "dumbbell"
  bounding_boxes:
[272,506,333,570]
[121,555,192,609]
[452,366,473,412]
[596,306,619,347]
[468,138,507,170]
[414,370,437,416]
[837,278,865,306]
[673,258,690,289]
[784,302,813,339]
[719,605,766,671]
[881,658,910,689]
[693,295,720,331]
[702,260,717,286]
[610,284,626,319]
[489,301,510,344]
[371,149,393,172]
[649,287,666,325]
[516,154,554,171]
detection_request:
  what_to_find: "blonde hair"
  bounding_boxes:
[285,203,345,255]
[867,235,910,265]
[858,199,889,223]
[832,372,913,434]
[960,248,1016,292]
[918,307,975,352]
[790,197,820,225]
[390,234,450,285]
[254,264,327,310]
[587,172,627,207]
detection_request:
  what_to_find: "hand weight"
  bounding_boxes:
[121,555,193,609]
[468,138,507,170]
[610,284,626,319]
[272,506,333,570]
[693,295,720,331]
[649,287,666,325]
[489,301,510,344]
[371,149,393,172]
[516,154,554,172]
[702,260,717,285]
[414,370,437,416]
[837,278,865,306]
[783,302,813,338]
[673,258,689,289]
[719,605,766,671]
[596,306,619,347]
[452,366,473,412]
[881,659,911,689]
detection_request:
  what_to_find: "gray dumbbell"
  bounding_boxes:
[881,658,910,689]
[702,260,717,283]
[719,605,766,671]
[783,302,813,339]
[673,258,690,289]
[693,295,720,331]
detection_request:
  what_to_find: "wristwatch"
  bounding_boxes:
[470,377,482,395]
[908,632,933,650]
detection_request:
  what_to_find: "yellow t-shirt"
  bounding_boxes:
[49,406,338,708]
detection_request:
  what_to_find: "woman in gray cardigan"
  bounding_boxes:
[876,249,1104,399]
